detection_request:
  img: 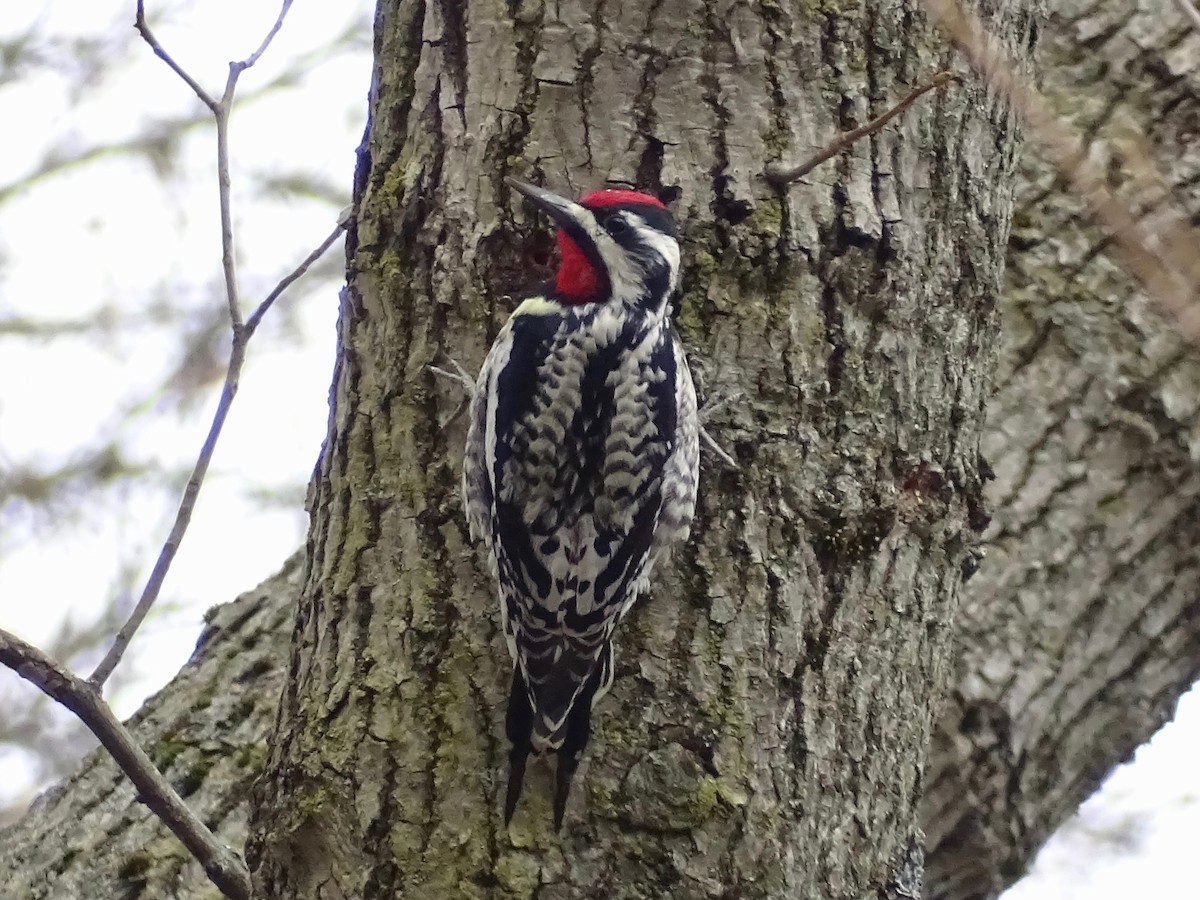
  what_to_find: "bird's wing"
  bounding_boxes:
[648,326,699,565]
[488,312,679,743]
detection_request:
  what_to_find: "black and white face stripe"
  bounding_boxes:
[506,178,681,308]
[586,205,682,306]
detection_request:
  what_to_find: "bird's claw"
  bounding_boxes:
[429,356,476,398]
[698,390,741,469]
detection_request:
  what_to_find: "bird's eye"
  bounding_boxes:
[605,216,630,236]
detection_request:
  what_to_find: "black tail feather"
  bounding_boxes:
[505,643,612,828]
[553,749,579,830]
[504,748,528,826]
[551,644,606,829]
[504,666,533,826]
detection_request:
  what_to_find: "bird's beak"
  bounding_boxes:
[505,177,587,231]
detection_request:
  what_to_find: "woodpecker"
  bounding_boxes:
[463,178,699,828]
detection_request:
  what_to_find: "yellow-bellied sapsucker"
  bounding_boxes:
[463,178,699,828]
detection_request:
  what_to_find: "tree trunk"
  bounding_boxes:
[244,1,1028,897]
[4,1,1199,900]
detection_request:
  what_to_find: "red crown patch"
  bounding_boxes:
[579,188,665,210]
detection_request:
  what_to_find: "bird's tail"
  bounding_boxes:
[502,643,614,828]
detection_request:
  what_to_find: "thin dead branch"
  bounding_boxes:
[214,103,244,328]
[0,4,348,893]
[236,0,296,71]
[245,210,351,335]
[86,1,340,689]
[88,219,346,688]
[699,426,739,469]
[135,0,293,329]
[213,0,295,323]
[765,71,957,187]
[0,628,251,900]
[133,3,218,113]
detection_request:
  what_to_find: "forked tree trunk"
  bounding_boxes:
[7,2,1200,900]
[243,1,1030,897]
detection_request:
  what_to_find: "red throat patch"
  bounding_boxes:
[555,232,598,302]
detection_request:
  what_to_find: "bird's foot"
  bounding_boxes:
[429,355,476,399]
[698,389,742,469]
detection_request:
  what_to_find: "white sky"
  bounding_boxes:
[0,2,1196,896]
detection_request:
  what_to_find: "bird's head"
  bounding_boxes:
[506,177,681,310]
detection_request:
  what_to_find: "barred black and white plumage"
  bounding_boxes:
[463,179,698,828]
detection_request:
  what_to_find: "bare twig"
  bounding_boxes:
[698,391,743,425]
[919,0,1200,347]
[428,356,478,430]
[133,2,218,113]
[88,341,245,687]
[1172,0,1200,36]
[245,212,350,335]
[696,391,743,469]
[765,71,957,187]
[215,1,297,326]
[236,0,296,71]
[86,1,321,688]
[429,356,478,398]
[89,219,347,687]
[135,0,295,329]
[3,14,342,882]
[0,629,251,900]
[213,98,243,328]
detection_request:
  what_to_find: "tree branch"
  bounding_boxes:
[764,71,956,187]
[86,0,318,689]
[89,218,347,687]
[244,211,351,336]
[88,339,246,688]
[214,0,297,328]
[235,0,296,72]
[918,0,1200,347]
[133,2,218,113]
[214,88,244,329]
[134,0,297,332]
[0,628,251,900]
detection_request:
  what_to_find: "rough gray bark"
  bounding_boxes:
[244,1,1025,897]
[3,1,1198,900]
[0,556,301,899]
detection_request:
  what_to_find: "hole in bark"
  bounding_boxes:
[966,494,992,533]
[714,196,753,225]
[658,184,682,205]
[900,462,946,496]
[961,549,985,582]
[733,439,756,465]
[479,230,556,297]
[711,173,753,225]
[804,631,829,671]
